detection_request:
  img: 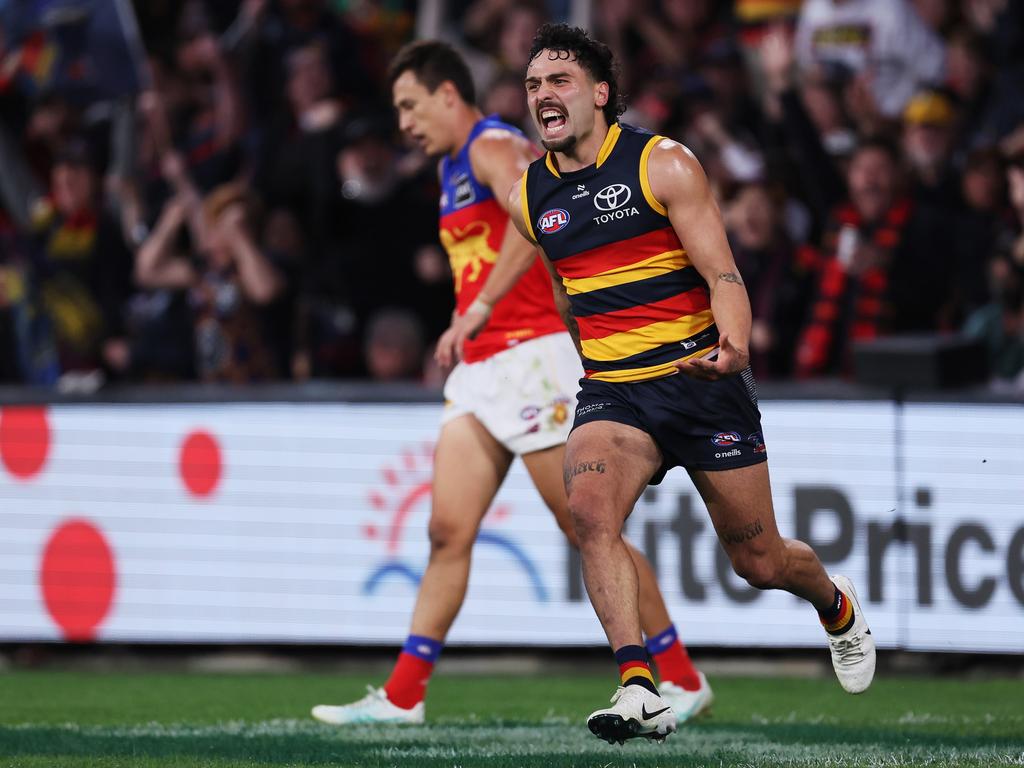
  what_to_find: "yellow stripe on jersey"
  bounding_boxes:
[545,124,622,178]
[640,135,669,216]
[587,343,717,383]
[563,248,687,295]
[519,170,537,243]
[544,152,561,178]
[580,309,715,361]
[596,123,622,168]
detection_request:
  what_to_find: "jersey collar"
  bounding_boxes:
[544,123,623,179]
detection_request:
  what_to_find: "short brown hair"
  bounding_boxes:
[388,41,475,105]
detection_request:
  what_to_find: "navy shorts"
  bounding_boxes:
[571,368,768,484]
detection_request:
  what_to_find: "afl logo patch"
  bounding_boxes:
[711,431,742,447]
[538,208,570,234]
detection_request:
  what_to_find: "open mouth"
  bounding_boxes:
[539,106,567,135]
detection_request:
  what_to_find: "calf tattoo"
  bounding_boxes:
[721,519,764,545]
[564,459,606,486]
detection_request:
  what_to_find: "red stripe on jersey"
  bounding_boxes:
[555,226,683,279]
[575,287,711,341]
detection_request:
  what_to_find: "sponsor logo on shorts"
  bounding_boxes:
[539,208,570,234]
[521,405,540,420]
[711,431,742,447]
[715,448,742,459]
[551,396,571,426]
[749,432,767,454]
[577,402,610,417]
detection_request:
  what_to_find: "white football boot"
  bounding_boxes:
[312,686,424,725]
[659,671,714,723]
[587,684,677,744]
[826,575,876,694]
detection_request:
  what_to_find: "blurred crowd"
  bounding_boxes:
[1,0,1023,390]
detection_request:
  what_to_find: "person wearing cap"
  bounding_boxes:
[902,88,960,209]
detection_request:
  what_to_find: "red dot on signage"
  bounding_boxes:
[0,406,51,480]
[179,430,222,498]
[40,519,116,642]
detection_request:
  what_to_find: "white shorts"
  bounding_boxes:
[442,332,583,455]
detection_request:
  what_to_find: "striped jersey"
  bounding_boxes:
[439,116,564,363]
[521,123,718,383]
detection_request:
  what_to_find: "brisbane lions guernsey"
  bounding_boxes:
[521,123,718,383]
[439,116,564,363]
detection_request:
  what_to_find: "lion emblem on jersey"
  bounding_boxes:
[440,222,498,293]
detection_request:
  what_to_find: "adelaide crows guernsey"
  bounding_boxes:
[439,116,564,363]
[521,123,718,383]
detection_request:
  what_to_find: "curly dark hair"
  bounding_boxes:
[528,23,624,126]
[388,40,475,105]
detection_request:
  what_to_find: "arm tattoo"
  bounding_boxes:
[718,271,744,285]
[720,519,764,545]
[563,459,606,488]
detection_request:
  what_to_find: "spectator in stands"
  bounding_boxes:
[902,88,960,210]
[759,25,849,233]
[170,29,245,193]
[134,183,288,383]
[257,39,346,245]
[795,137,953,378]
[363,307,425,382]
[723,181,800,379]
[948,148,1007,322]
[795,0,946,119]
[26,138,134,385]
[962,254,1024,388]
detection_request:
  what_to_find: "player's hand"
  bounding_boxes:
[433,303,491,368]
[675,333,749,381]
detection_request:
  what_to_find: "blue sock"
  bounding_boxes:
[645,624,678,656]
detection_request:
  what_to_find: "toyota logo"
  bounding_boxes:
[593,183,632,211]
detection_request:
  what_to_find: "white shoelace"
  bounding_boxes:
[830,634,866,666]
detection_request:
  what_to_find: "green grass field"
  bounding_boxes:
[0,670,1022,767]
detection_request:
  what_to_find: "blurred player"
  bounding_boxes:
[311,41,712,727]
[464,23,874,743]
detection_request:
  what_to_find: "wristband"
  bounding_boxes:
[467,297,493,317]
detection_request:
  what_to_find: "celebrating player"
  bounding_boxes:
[310,40,712,727]
[466,23,875,744]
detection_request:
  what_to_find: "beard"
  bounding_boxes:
[540,133,578,153]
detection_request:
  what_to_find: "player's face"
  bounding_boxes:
[392,70,452,157]
[525,50,607,153]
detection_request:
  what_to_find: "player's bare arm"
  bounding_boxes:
[434,130,541,366]
[646,138,752,380]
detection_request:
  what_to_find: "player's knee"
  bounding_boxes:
[732,550,783,590]
[567,490,616,545]
[427,515,474,556]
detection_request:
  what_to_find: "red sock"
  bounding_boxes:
[383,652,434,709]
[382,635,442,709]
[647,625,701,691]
